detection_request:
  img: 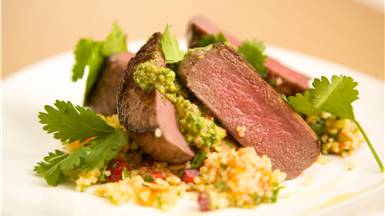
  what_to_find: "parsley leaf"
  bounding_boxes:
[288,75,383,172]
[197,33,228,47]
[71,22,127,101]
[238,39,267,78]
[160,25,185,63]
[39,100,115,143]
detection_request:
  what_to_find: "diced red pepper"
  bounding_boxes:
[151,171,165,180]
[197,192,210,211]
[181,169,199,183]
[106,157,129,182]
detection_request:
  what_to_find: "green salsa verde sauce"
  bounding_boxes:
[133,61,226,150]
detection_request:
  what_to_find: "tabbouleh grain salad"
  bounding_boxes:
[33,19,383,212]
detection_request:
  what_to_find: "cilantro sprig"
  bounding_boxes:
[39,100,115,143]
[160,25,185,64]
[34,100,128,186]
[72,22,127,101]
[197,33,228,47]
[237,39,267,78]
[288,75,384,172]
[34,148,87,186]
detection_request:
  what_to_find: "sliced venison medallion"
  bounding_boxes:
[117,32,194,163]
[85,52,133,115]
[179,44,319,178]
[187,16,310,96]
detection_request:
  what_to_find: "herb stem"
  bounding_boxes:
[353,119,384,172]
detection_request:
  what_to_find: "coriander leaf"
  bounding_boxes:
[288,75,383,172]
[34,150,67,176]
[38,100,115,143]
[101,22,127,56]
[72,39,96,81]
[288,75,358,118]
[191,151,207,169]
[71,22,128,103]
[161,25,185,63]
[238,39,267,78]
[34,148,87,186]
[197,33,228,47]
[34,129,128,186]
[82,129,128,170]
[311,76,358,119]
[84,42,104,100]
[287,91,320,116]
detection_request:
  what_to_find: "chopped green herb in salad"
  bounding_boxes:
[191,151,207,169]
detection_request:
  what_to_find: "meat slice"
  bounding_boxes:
[85,52,133,115]
[178,44,319,178]
[264,58,309,96]
[186,16,310,96]
[117,32,194,163]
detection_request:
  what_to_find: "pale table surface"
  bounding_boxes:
[2,0,384,80]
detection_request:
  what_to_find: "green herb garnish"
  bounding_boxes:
[237,39,267,78]
[191,151,207,169]
[39,100,114,143]
[71,22,127,101]
[288,75,384,172]
[160,25,185,64]
[34,148,86,186]
[197,33,228,47]
[34,100,128,186]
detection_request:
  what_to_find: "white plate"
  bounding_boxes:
[2,40,384,216]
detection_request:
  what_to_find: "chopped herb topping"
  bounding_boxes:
[133,61,226,149]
